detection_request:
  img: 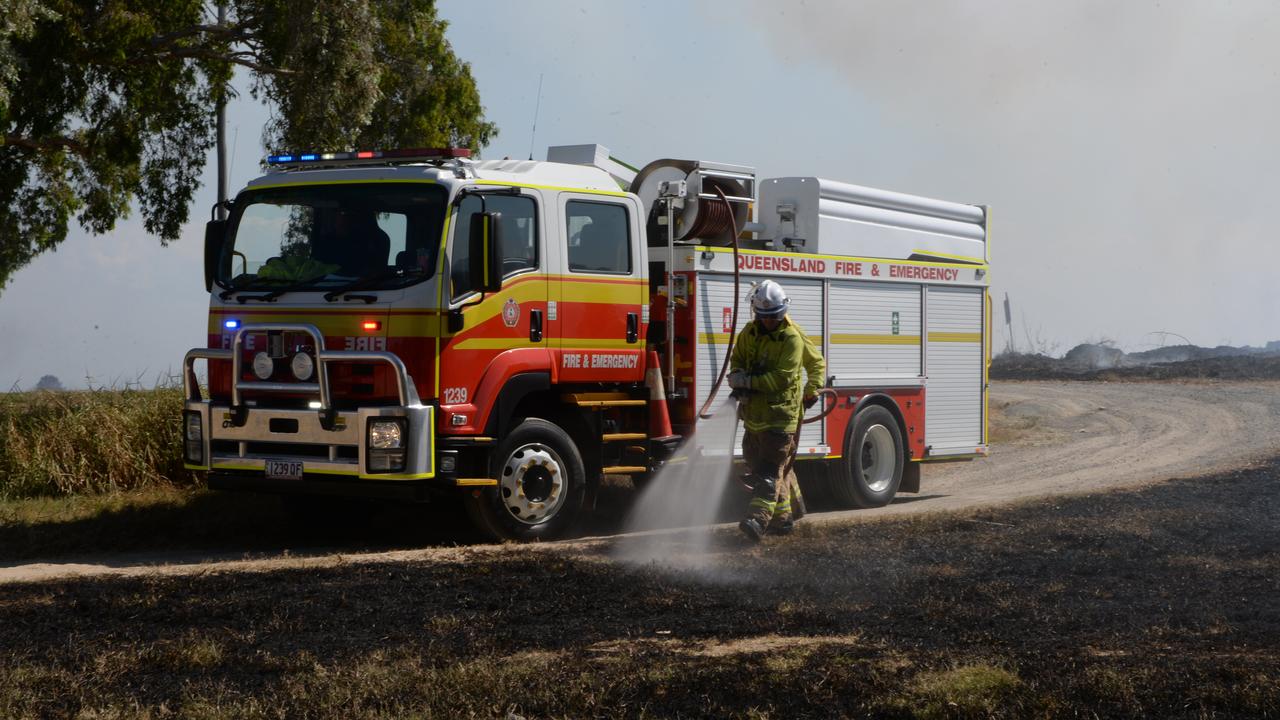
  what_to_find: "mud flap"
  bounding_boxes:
[900,460,921,494]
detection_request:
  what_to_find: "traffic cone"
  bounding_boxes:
[645,350,677,441]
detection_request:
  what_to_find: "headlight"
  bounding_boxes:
[290,352,314,381]
[366,418,407,473]
[252,351,274,380]
[369,419,404,449]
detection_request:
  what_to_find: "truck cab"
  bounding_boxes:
[184,149,651,539]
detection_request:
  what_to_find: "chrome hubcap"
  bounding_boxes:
[860,424,895,493]
[499,443,565,524]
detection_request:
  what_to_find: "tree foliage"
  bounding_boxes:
[0,0,496,294]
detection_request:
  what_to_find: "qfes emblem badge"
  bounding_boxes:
[502,298,520,328]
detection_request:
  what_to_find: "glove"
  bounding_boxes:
[804,393,818,409]
[727,370,750,391]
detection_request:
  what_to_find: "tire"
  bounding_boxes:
[464,418,586,541]
[830,404,904,509]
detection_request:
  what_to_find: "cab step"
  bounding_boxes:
[601,466,648,475]
[602,432,648,442]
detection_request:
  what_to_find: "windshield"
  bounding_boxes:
[218,183,446,292]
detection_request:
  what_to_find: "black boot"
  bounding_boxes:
[739,518,765,542]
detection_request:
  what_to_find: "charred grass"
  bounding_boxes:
[2,462,1278,718]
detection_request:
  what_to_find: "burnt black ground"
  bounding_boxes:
[2,460,1277,718]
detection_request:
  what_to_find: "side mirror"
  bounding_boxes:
[204,219,228,292]
[468,211,503,293]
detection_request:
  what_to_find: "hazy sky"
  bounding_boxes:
[3,0,1278,389]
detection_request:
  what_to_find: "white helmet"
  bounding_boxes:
[749,280,789,318]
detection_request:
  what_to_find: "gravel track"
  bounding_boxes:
[4,380,1278,583]
[842,379,1280,522]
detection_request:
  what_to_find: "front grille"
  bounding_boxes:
[212,440,357,461]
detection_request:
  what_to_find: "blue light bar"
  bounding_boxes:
[224,319,240,330]
[265,148,469,167]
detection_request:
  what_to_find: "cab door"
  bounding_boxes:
[554,193,646,384]
[438,191,549,428]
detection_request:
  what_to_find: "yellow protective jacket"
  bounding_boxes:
[792,319,827,402]
[731,316,825,433]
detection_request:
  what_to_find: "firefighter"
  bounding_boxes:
[773,324,826,535]
[727,279,823,542]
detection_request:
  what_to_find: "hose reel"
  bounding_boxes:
[631,158,756,246]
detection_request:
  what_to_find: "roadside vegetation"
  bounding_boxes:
[2,462,1276,718]
[0,387,193,499]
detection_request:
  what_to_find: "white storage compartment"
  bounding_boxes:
[758,177,987,264]
[827,280,922,383]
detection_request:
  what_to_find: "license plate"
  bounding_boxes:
[265,459,303,480]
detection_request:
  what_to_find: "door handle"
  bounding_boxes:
[530,309,543,342]
[626,312,638,343]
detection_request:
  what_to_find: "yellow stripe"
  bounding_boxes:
[474,179,628,198]
[212,464,434,480]
[452,338,543,350]
[559,281,643,304]
[456,478,498,487]
[184,463,209,471]
[695,245,987,273]
[910,248,985,264]
[929,332,982,343]
[359,471,435,480]
[830,333,921,346]
[435,210,451,398]
[984,289,991,445]
[386,315,440,338]
[699,332,923,346]
[209,315,423,337]
[559,338,641,349]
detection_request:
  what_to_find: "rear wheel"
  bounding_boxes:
[464,418,586,541]
[830,405,903,508]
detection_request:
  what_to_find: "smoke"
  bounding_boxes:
[612,398,746,576]
[732,1,1280,349]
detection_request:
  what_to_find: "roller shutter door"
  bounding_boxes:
[827,280,921,381]
[925,287,984,452]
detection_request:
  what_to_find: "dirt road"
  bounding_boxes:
[840,379,1280,521]
[4,380,1279,583]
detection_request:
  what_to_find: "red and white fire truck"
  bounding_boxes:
[183,144,990,540]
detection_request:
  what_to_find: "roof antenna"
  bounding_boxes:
[528,73,544,161]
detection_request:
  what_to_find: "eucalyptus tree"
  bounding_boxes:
[0,0,495,293]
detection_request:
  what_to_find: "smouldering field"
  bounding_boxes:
[3,462,1277,718]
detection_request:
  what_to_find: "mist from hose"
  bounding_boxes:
[613,397,743,571]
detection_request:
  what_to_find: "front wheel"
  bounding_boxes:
[830,405,904,509]
[464,418,586,541]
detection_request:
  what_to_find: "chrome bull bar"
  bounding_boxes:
[183,322,421,408]
[183,322,433,481]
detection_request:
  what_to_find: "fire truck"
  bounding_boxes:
[183,144,990,540]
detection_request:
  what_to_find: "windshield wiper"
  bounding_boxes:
[323,267,415,302]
